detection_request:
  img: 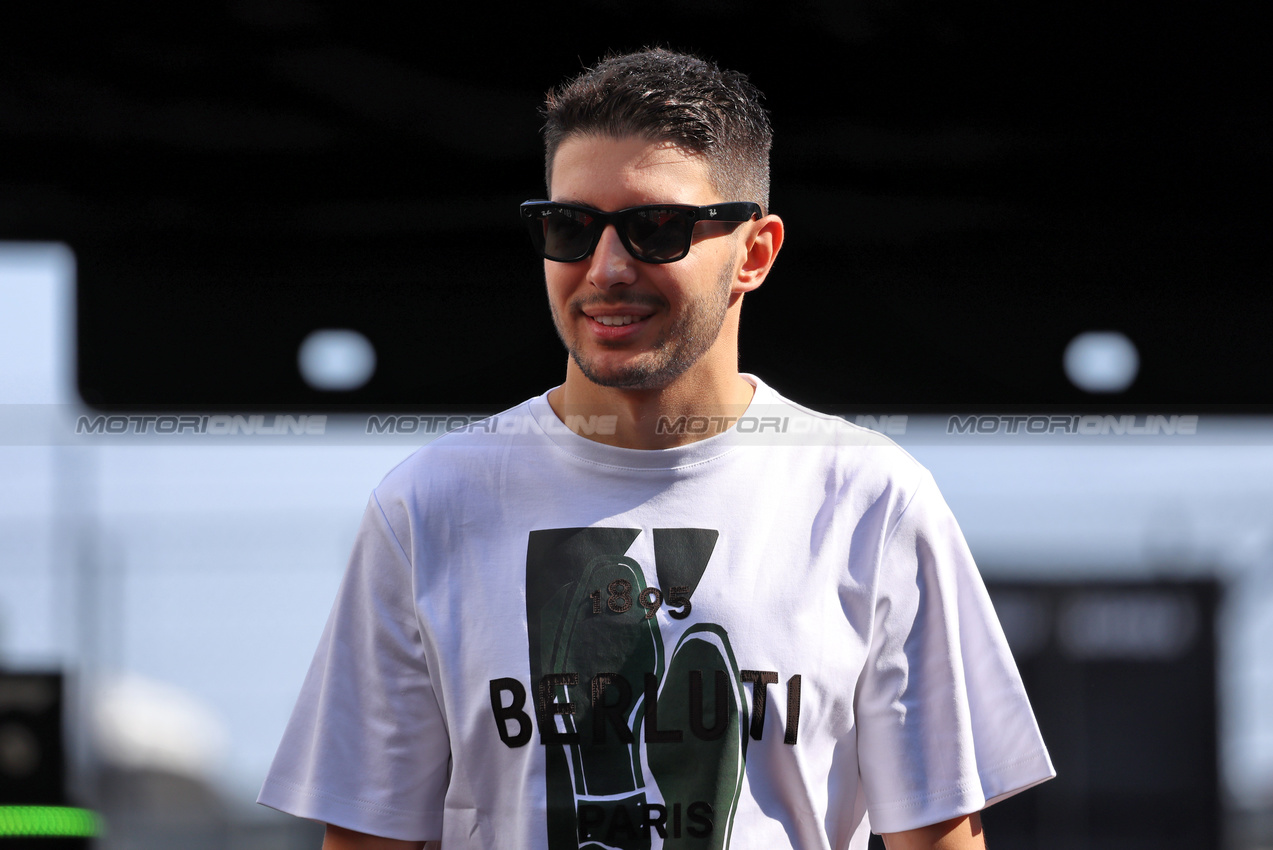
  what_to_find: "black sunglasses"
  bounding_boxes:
[520,200,763,264]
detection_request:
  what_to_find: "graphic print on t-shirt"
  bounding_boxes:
[524,527,748,849]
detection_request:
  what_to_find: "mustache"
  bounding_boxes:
[570,292,668,312]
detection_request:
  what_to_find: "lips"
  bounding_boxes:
[590,314,647,327]
[580,299,658,328]
[573,294,663,341]
[578,306,656,342]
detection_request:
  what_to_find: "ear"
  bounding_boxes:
[734,214,784,293]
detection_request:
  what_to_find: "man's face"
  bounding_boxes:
[544,134,745,392]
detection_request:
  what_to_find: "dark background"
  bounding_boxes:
[2,1,1268,410]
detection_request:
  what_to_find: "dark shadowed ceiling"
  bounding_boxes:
[2,1,1268,410]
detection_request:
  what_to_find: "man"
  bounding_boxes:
[259,49,1054,849]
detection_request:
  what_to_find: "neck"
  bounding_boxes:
[547,365,756,450]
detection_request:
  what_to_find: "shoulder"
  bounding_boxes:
[751,378,933,503]
[368,395,553,523]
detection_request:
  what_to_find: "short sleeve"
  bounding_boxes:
[854,472,1054,834]
[257,493,450,842]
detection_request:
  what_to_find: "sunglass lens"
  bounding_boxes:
[624,208,692,262]
[540,207,596,261]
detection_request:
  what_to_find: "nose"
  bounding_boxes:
[585,224,638,289]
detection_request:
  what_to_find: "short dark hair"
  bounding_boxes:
[542,48,772,212]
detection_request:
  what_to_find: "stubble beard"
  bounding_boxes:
[552,262,734,391]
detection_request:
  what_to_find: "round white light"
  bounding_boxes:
[1063,331,1139,393]
[297,329,377,392]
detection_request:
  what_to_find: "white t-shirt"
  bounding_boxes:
[259,377,1054,849]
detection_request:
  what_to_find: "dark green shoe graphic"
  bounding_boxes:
[527,528,646,849]
[552,555,664,795]
[645,625,747,848]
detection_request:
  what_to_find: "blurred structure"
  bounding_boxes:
[986,581,1220,849]
[0,671,93,848]
[0,673,67,806]
[2,4,1268,408]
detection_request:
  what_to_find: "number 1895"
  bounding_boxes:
[588,580,692,620]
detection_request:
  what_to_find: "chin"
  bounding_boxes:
[572,353,684,391]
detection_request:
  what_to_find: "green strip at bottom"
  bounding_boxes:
[0,806,101,838]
